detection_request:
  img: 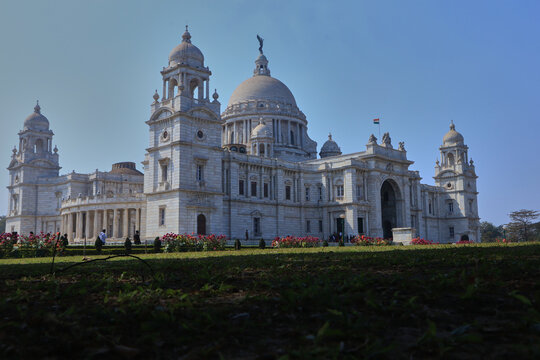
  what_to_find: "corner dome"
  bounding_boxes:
[228,76,297,107]
[443,122,464,146]
[319,133,342,158]
[168,28,204,68]
[251,120,273,139]
[24,101,49,131]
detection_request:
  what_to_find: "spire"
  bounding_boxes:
[34,100,41,114]
[182,25,191,43]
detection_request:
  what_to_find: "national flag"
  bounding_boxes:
[373,118,380,124]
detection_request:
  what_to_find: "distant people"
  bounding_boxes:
[99,229,107,245]
[134,230,141,245]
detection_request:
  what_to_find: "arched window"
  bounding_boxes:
[168,78,178,99]
[447,153,455,166]
[190,79,199,99]
[259,144,265,156]
[34,139,44,153]
[197,214,206,235]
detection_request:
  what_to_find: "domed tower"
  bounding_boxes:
[319,133,342,158]
[6,101,61,234]
[144,27,223,239]
[221,38,317,162]
[249,119,273,157]
[434,121,479,242]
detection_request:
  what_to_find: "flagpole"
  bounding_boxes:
[378,122,381,140]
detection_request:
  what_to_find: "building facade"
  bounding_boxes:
[5,29,480,243]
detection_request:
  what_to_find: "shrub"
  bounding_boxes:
[272,236,320,248]
[258,238,266,249]
[322,240,329,247]
[94,237,103,253]
[234,239,242,250]
[153,237,162,253]
[338,239,345,247]
[161,233,227,252]
[0,233,17,258]
[124,237,132,253]
[351,235,391,246]
[411,237,438,245]
[456,239,473,244]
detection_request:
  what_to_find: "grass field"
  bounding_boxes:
[1,243,539,359]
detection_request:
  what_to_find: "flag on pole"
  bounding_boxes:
[373,118,380,124]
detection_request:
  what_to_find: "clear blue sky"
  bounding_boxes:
[1,0,539,225]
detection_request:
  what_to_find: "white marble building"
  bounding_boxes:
[5,29,480,243]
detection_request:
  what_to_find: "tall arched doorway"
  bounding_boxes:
[197,214,206,235]
[381,180,401,239]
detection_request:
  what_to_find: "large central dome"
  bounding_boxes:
[228,75,297,107]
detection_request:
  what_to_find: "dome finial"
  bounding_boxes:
[328,132,332,140]
[34,100,41,114]
[153,90,159,102]
[182,25,191,43]
[450,120,455,130]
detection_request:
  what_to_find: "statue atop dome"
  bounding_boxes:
[257,34,264,54]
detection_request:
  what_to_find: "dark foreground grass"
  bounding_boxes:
[1,244,540,359]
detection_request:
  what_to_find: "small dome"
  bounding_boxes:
[443,122,464,146]
[319,133,342,158]
[251,120,273,139]
[24,101,49,131]
[110,162,143,176]
[168,28,204,68]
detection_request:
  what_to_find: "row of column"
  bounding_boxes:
[162,75,210,101]
[61,208,142,241]
[223,119,304,148]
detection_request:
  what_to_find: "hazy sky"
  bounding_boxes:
[1,0,539,225]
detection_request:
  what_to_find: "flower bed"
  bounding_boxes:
[411,237,438,245]
[0,232,66,258]
[271,236,320,248]
[162,233,227,252]
[351,235,392,246]
[455,239,473,244]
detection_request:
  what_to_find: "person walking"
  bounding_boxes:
[134,230,141,245]
[99,229,107,245]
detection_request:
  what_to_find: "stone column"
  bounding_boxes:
[102,210,107,237]
[67,214,72,239]
[135,208,140,234]
[112,209,118,239]
[75,212,81,240]
[287,121,290,145]
[162,80,166,101]
[205,79,209,100]
[296,122,300,147]
[93,210,99,240]
[123,208,129,239]
[85,211,91,239]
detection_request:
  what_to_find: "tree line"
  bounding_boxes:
[481,209,540,242]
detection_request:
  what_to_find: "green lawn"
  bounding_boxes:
[1,243,539,359]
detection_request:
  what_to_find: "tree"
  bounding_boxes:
[0,216,6,234]
[506,209,539,242]
[480,221,503,242]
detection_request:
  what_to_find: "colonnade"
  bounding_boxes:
[61,207,143,241]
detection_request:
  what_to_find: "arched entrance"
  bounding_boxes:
[197,214,206,235]
[460,234,469,241]
[380,180,401,239]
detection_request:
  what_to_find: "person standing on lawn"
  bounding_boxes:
[99,229,107,245]
[134,230,141,245]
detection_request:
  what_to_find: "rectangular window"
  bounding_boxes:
[357,217,364,234]
[305,187,310,201]
[254,217,261,236]
[285,185,291,200]
[159,208,166,226]
[239,180,244,195]
[306,220,311,233]
[356,185,362,200]
[318,186,323,200]
[196,165,203,181]
[251,181,257,197]
[336,185,344,198]
[448,201,454,213]
[264,183,269,198]
[161,164,168,182]
[428,200,432,214]
[318,220,323,232]
[449,226,454,238]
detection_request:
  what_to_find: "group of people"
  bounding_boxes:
[328,233,355,243]
[96,229,141,245]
